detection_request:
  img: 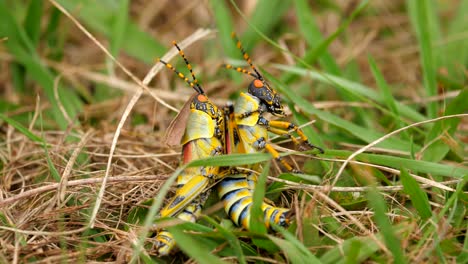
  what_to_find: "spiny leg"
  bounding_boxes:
[264,143,300,173]
[268,120,324,153]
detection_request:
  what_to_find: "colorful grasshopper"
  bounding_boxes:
[217,33,324,230]
[154,41,225,255]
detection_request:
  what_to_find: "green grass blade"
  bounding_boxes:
[0,113,46,144]
[367,188,407,264]
[210,0,242,82]
[233,0,292,49]
[44,7,65,62]
[400,168,432,220]
[293,0,341,75]
[328,150,468,178]
[250,162,269,234]
[0,113,62,182]
[203,217,246,264]
[272,226,322,264]
[268,234,321,264]
[24,0,43,46]
[210,0,236,58]
[444,1,468,81]
[320,236,380,264]
[109,0,128,57]
[187,153,272,167]
[453,177,468,263]
[457,222,468,263]
[368,55,406,137]
[167,225,228,264]
[407,0,438,118]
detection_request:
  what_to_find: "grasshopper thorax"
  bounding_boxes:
[190,94,220,118]
[248,79,284,117]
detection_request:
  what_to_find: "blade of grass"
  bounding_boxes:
[188,153,272,168]
[109,0,128,57]
[444,1,468,81]
[457,221,468,263]
[0,113,46,144]
[203,217,247,264]
[400,168,432,220]
[168,225,228,264]
[210,0,241,82]
[232,0,292,49]
[250,162,270,234]
[407,0,438,118]
[268,234,321,264]
[328,150,468,179]
[367,187,407,263]
[320,236,379,264]
[293,0,342,76]
[0,113,62,182]
[24,0,43,46]
[44,7,66,62]
[368,55,407,139]
[271,225,322,264]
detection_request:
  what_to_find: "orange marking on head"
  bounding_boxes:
[197,94,208,102]
[254,79,263,88]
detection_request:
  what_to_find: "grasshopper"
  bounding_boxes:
[154,41,225,255]
[217,33,324,230]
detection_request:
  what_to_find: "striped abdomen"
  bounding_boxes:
[217,173,289,230]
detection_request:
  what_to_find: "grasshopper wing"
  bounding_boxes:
[163,93,197,147]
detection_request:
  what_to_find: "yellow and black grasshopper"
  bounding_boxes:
[218,104,290,230]
[154,41,225,255]
[217,33,324,230]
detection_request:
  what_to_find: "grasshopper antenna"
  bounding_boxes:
[158,41,205,95]
[222,32,263,80]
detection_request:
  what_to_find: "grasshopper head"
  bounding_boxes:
[248,79,284,117]
[191,94,221,118]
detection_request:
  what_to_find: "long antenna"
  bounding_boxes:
[158,41,204,95]
[222,32,263,80]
